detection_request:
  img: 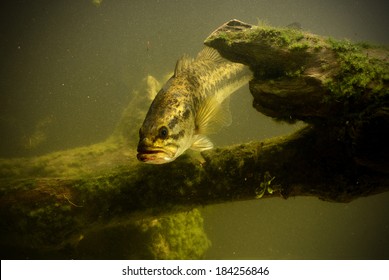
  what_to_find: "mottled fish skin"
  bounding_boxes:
[137,47,252,164]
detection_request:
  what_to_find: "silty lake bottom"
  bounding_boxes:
[0,0,388,259]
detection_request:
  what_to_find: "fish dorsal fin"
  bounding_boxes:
[174,55,193,77]
[196,47,225,64]
[191,135,214,151]
[175,47,223,77]
[195,95,232,135]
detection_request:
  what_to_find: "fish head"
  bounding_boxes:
[137,94,194,164]
[137,128,179,164]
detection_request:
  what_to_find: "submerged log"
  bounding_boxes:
[205,19,389,172]
[0,20,388,254]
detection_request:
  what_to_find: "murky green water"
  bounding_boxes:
[1,0,388,259]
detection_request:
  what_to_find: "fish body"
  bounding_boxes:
[137,47,252,164]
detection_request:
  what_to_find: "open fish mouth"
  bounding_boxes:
[136,147,175,164]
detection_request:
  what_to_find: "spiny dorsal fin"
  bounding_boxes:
[174,47,224,77]
[174,55,193,77]
[196,47,225,64]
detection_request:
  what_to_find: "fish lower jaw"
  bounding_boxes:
[136,149,176,164]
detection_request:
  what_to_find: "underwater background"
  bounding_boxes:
[1,0,388,259]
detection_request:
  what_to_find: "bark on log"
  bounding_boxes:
[0,20,388,254]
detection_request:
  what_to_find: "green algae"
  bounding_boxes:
[0,161,212,259]
[141,209,211,259]
[324,38,389,101]
[0,139,130,179]
[74,209,210,259]
[209,24,322,52]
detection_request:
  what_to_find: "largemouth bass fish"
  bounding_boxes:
[137,47,252,164]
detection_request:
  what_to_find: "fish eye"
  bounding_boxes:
[158,126,169,139]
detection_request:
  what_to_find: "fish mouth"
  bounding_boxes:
[137,146,175,164]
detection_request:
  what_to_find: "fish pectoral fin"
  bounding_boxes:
[185,149,206,164]
[196,95,232,135]
[190,135,214,151]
